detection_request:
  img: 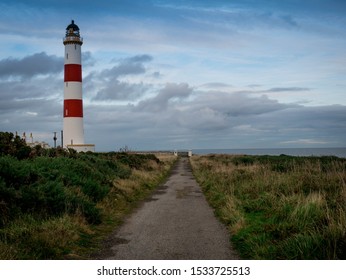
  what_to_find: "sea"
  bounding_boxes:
[191,147,346,158]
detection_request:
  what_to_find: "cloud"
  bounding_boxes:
[264,87,311,93]
[151,71,162,78]
[93,80,148,101]
[280,139,328,145]
[247,84,262,88]
[83,85,346,150]
[0,74,61,106]
[82,51,96,67]
[0,67,62,138]
[104,55,153,78]
[199,82,232,89]
[176,106,229,132]
[247,105,346,146]
[136,83,193,112]
[0,52,63,79]
[90,54,153,101]
[2,76,343,151]
[121,54,153,64]
[193,91,296,117]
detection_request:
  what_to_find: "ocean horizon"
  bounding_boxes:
[191,147,346,158]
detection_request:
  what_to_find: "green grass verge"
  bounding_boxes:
[191,154,346,259]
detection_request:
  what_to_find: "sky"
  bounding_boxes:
[0,0,346,151]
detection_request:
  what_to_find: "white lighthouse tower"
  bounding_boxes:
[63,20,94,152]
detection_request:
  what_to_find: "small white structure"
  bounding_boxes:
[188,150,192,157]
[66,144,95,153]
[21,132,50,149]
[27,141,50,149]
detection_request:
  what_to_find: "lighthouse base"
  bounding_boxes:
[67,144,95,153]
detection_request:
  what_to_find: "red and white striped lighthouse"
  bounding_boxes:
[63,20,84,147]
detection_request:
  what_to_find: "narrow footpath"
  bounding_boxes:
[96,157,239,259]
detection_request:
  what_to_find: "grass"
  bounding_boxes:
[190,154,346,259]
[0,151,176,259]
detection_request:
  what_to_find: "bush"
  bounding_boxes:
[0,154,112,226]
[0,132,31,159]
[0,152,163,227]
[0,149,172,259]
[110,152,161,170]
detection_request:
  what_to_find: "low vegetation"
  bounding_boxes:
[0,132,175,259]
[190,154,346,259]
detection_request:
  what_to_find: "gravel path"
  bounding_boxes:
[95,157,239,260]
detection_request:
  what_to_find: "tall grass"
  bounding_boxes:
[190,154,346,259]
[0,152,175,259]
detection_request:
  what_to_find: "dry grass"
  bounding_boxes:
[191,154,346,259]
[0,214,84,259]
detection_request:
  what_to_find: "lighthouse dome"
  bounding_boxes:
[64,20,83,45]
[66,20,79,31]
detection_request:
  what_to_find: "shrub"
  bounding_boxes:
[0,132,31,159]
[0,150,173,259]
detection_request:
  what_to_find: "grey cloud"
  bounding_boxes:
[0,72,62,141]
[245,105,346,146]
[105,54,153,78]
[0,95,61,138]
[151,71,162,78]
[218,87,310,95]
[0,76,61,109]
[280,105,346,131]
[119,87,298,136]
[102,62,145,78]
[194,91,296,117]
[225,87,311,96]
[176,107,229,132]
[93,80,148,101]
[89,54,153,101]
[80,84,346,150]
[0,52,63,79]
[264,87,311,93]
[123,54,153,64]
[82,51,96,67]
[2,72,345,151]
[83,102,346,150]
[136,83,193,112]
[199,82,232,89]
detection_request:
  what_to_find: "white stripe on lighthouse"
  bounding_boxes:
[65,44,81,64]
[64,82,82,100]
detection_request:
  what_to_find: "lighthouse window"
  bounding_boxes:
[74,44,76,50]
[66,53,68,59]
[66,82,68,87]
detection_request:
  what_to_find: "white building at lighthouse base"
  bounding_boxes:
[66,144,95,153]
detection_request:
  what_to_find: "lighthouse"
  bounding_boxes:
[63,20,94,152]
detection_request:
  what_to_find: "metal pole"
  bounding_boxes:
[61,130,63,148]
[53,132,57,148]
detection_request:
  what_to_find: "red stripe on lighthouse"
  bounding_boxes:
[64,64,82,82]
[64,99,83,117]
